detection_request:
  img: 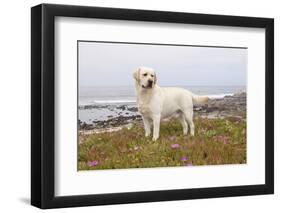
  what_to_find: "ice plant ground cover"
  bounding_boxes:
[78,117,246,170]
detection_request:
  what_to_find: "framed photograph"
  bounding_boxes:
[31,3,274,209]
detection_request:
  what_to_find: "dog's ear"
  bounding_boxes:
[133,68,141,83]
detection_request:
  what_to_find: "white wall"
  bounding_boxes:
[0,0,279,212]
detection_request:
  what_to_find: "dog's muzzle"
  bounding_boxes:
[142,80,153,89]
[147,80,153,87]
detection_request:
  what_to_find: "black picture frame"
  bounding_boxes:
[31,3,274,209]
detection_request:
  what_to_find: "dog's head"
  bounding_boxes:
[133,67,157,89]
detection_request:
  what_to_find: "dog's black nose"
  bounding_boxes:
[148,80,153,86]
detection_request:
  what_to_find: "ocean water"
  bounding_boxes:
[79,85,245,124]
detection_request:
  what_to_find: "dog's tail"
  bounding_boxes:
[192,95,209,104]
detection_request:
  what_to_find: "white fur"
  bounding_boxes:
[133,67,208,141]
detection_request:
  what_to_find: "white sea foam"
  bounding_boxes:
[93,99,136,104]
[79,93,234,107]
[207,93,234,99]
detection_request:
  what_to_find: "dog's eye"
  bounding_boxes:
[151,75,154,77]
[143,73,147,76]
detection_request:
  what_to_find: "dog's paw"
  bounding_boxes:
[152,137,159,141]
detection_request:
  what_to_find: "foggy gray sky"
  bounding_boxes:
[78,41,247,87]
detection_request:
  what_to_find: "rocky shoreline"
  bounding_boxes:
[79,92,246,131]
[194,92,246,119]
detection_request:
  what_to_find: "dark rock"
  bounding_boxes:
[127,107,138,112]
[80,122,93,130]
[116,105,127,111]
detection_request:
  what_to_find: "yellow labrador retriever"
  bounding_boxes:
[133,67,209,141]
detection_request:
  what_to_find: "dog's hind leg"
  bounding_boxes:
[188,119,195,136]
[183,111,195,136]
[179,113,188,135]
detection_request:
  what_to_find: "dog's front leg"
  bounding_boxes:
[152,114,161,141]
[142,116,151,137]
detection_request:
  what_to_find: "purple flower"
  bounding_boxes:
[171,143,180,149]
[217,136,228,144]
[87,160,98,167]
[181,156,188,162]
[223,138,228,144]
